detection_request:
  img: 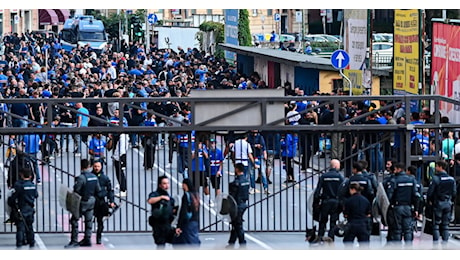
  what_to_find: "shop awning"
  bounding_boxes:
[39,9,59,26]
[53,9,70,24]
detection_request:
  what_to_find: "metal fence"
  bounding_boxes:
[0,94,459,234]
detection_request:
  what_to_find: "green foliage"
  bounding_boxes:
[93,12,124,40]
[198,21,225,59]
[238,9,251,46]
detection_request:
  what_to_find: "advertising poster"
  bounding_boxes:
[393,9,420,95]
[431,22,460,123]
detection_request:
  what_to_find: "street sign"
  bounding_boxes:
[274,13,280,22]
[147,13,157,25]
[331,50,350,70]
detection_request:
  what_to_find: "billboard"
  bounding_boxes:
[224,9,239,62]
[344,10,368,95]
[431,22,460,123]
[393,9,420,95]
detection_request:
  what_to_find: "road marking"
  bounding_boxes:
[35,230,47,250]
[134,148,273,250]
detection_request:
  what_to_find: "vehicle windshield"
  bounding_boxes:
[78,31,106,42]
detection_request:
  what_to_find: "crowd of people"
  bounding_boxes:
[2,30,460,250]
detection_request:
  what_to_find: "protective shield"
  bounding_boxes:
[4,189,14,218]
[102,202,123,221]
[307,191,320,222]
[375,182,390,226]
[215,193,237,222]
[66,191,82,217]
[58,184,71,211]
[170,194,182,227]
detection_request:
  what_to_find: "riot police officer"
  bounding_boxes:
[386,162,418,244]
[227,163,250,249]
[427,160,457,244]
[65,159,101,248]
[313,159,344,241]
[92,161,116,245]
[343,183,372,247]
[339,161,374,205]
[9,168,38,248]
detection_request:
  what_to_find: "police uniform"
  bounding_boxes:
[68,169,101,247]
[313,167,344,240]
[148,189,175,248]
[94,169,115,244]
[343,192,372,245]
[427,170,457,242]
[10,177,38,248]
[386,170,418,242]
[228,173,250,246]
[339,174,374,205]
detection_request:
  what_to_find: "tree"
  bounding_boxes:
[198,21,224,59]
[238,9,252,46]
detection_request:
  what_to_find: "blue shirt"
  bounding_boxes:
[89,138,106,158]
[77,107,90,127]
[23,133,41,154]
[191,146,208,172]
[208,148,224,176]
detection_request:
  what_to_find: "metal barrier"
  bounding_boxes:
[0,94,459,234]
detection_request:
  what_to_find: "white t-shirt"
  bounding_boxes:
[231,138,253,166]
[287,110,301,125]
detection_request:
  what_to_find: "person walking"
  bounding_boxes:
[147,176,176,249]
[173,178,201,248]
[65,159,101,248]
[92,160,116,245]
[9,168,38,248]
[226,163,250,249]
[427,160,457,246]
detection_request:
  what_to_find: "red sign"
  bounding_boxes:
[431,22,460,122]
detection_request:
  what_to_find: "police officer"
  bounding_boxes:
[92,160,116,245]
[147,176,176,249]
[383,159,397,241]
[313,159,344,241]
[9,168,38,248]
[386,162,418,244]
[226,163,250,249]
[339,161,374,205]
[427,160,457,245]
[65,159,101,248]
[343,183,372,247]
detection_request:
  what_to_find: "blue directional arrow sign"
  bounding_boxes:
[330,49,350,70]
[147,13,158,24]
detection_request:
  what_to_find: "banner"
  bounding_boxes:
[343,69,364,95]
[431,22,460,123]
[344,10,368,70]
[224,9,239,62]
[393,9,420,95]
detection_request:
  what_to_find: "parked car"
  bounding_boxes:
[280,34,296,42]
[315,34,342,43]
[304,35,329,43]
[372,42,393,65]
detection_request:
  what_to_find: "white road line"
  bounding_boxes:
[34,230,47,250]
[134,148,273,250]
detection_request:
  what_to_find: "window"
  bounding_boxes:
[207,9,212,15]
[191,9,196,15]
[252,9,258,16]
[267,9,273,16]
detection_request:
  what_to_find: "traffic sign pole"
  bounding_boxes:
[330,50,353,96]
